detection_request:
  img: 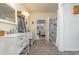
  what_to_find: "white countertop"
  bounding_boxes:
[0,32,31,38]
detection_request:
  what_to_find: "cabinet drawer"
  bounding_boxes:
[17,41,24,54]
[24,34,29,39]
[17,36,25,45]
[23,40,28,47]
[18,36,24,41]
[17,42,23,50]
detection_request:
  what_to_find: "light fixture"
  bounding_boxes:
[22,10,29,18]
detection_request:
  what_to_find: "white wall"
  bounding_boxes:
[29,12,57,41]
[57,3,79,51]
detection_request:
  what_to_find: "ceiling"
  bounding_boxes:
[23,3,58,13]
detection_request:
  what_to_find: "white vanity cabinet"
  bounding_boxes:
[0,33,30,55]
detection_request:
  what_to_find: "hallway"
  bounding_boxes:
[29,37,59,55]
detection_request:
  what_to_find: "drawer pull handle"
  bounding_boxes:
[20,45,23,47]
[20,38,23,40]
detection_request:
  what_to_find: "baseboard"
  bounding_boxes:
[63,49,79,51]
[57,46,64,52]
[58,47,79,52]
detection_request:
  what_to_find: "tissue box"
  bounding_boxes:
[73,6,79,14]
[0,31,5,36]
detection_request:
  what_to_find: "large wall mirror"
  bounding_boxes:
[0,3,15,23]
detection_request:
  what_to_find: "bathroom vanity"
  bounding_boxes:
[0,3,32,55]
[0,33,32,55]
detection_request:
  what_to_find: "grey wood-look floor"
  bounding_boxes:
[28,37,58,55]
[28,37,79,55]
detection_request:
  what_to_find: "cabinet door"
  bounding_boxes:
[4,37,16,54]
[0,38,5,54]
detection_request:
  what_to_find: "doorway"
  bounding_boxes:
[37,20,45,40]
